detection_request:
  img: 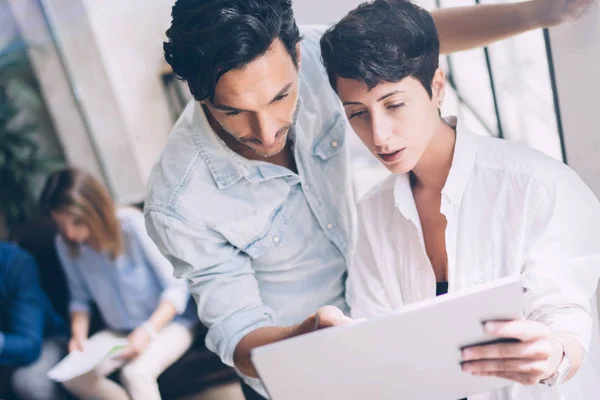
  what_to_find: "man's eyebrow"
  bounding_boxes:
[269,83,294,104]
[212,83,294,111]
[212,103,245,112]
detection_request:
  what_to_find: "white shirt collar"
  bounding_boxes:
[393,116,478,220]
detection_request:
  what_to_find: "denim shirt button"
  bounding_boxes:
[273,236,281,244]
[326,223,333,230]
[331,140,339,148]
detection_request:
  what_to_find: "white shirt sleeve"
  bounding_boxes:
[522,170,600,354]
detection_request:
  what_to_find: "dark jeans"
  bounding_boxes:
[240,380,267,400]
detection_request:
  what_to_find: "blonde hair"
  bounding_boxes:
[40,168,124,260]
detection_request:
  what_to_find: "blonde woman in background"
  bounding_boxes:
[40,168,197,400]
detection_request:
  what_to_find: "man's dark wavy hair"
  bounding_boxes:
[164,0,302,102]
[320,0,439,97]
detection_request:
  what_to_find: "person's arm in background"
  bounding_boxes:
[0,248,45,366]
[432,0,594,54]
[119,209,188,360]
[55,237,92,353]
[68,311,89,353]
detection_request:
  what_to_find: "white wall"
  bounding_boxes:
[548,1,600,313]
[292,0,436,24]
[81,0,175,185]
[11,0,175,203]
[292,0,364,24]
[549,2,600,196]
[8,0,105,187]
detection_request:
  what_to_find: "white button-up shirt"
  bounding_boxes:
[348,119,600,400]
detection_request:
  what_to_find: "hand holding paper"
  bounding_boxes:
[48,335,128,382]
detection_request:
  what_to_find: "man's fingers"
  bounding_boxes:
[314,306,352,329]
[462,339,552,362]
[484,320,549,342]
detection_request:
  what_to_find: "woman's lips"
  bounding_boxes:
[378,148,406,163]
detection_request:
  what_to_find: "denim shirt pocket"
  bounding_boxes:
[312,113,346,161]
[214,184,293,264]
[310,113,350,199]
[242,205,290,262]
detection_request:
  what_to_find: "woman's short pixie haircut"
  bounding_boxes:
[320,0,439,98]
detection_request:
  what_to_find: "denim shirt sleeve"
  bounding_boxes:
[0,250,44,366]
[145,209,275,367]
[124,208,190,314]
[55,236,92,315]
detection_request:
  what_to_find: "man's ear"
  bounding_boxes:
[431,68,446,108]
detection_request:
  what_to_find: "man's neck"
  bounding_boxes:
[203,105,296,171]
[410,119,457,192]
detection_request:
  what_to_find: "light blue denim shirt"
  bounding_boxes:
[56,208,197,332]
[145,26,356,395]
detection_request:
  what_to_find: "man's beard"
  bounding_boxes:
[231,100,301,158]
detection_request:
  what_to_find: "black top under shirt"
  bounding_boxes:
[436,282,449,296]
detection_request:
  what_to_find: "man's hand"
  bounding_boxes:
[535,0,595,27]
[119,326,152,360]
[314,306,354,330]
[461,320,564,385]
[235,306,356,378]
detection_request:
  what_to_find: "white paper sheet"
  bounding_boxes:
[48,336,129,382]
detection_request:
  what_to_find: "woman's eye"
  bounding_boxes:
[349,110,367,120]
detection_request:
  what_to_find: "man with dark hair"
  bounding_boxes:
[319,1,600,399]
[145,1,594,398]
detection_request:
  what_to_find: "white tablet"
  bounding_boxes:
[251,275,523,400]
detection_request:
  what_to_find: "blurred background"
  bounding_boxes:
[0,0,598,399]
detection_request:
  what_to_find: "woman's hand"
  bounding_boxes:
[68,335,87,353]
[119,326,153,360]
[461,320,564,385]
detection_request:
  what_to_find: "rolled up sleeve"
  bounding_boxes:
[522,172,600,355]
[55,237,92,315]
[145,209,275,367]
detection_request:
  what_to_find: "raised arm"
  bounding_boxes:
[432,0,594,54]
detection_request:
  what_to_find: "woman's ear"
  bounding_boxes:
[431,68,446,109]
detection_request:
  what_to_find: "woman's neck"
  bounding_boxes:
[410,120,457,191]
